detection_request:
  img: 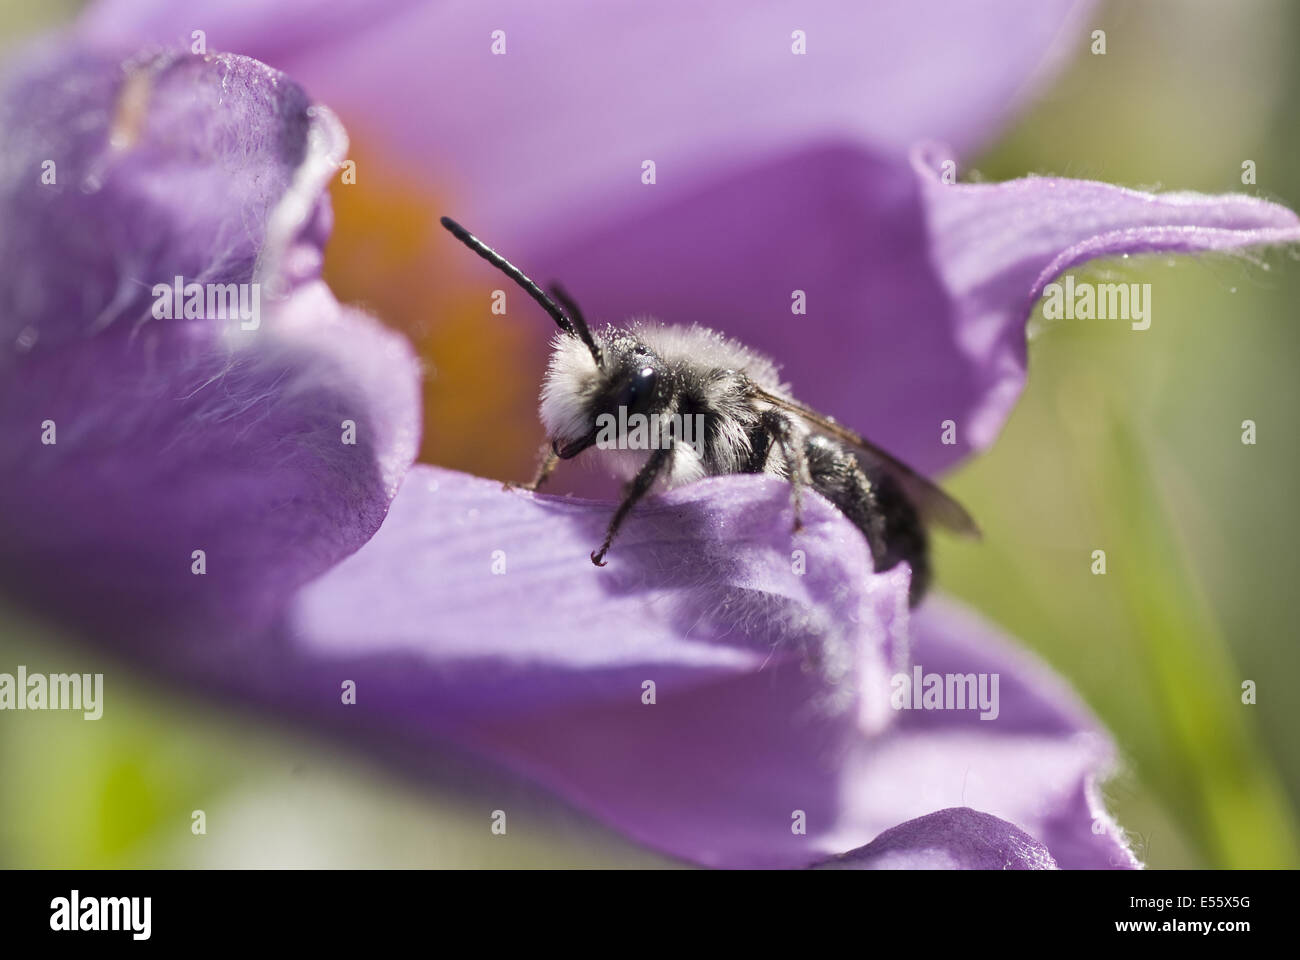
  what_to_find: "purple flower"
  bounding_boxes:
[4,2,1298,867]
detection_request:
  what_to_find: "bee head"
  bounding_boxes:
[541,330,669,459]
[439,216,672,463]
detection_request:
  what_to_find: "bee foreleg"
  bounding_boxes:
[591,443,674,566]
[503,442,559,493]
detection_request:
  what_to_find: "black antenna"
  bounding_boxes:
[439,216,602,365]
[547,283,588,336]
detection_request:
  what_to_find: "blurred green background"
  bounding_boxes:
[2,0,1297,868]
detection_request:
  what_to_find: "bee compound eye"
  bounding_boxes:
[618,365,658,412]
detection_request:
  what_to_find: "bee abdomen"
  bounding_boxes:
[803,435,930,606]
[864,469,931,604]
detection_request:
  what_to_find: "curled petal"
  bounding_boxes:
[911,142,1300,463]
[2,47,313,348]
[0,47,420,642]
[813,807,1058,869]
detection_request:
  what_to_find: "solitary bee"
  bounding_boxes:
[440,217,979,605]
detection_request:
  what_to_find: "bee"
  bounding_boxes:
[440,217,979,605]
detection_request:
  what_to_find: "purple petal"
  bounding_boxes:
[80,0,1093,226]
[278,466,908,868]
[813,807,1058,869]
[266,466,1133,868]
[0,47,420,641]
[286,466,908,725]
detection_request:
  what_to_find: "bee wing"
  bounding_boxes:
[750,386,981,538]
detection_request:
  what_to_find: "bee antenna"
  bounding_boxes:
[439,216,603,365]
[546,282,601,361]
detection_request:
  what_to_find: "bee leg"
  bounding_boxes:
[764,411,811,534]
[503,443,558,493]
[591,443,674,566]
[525,445,560,491]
